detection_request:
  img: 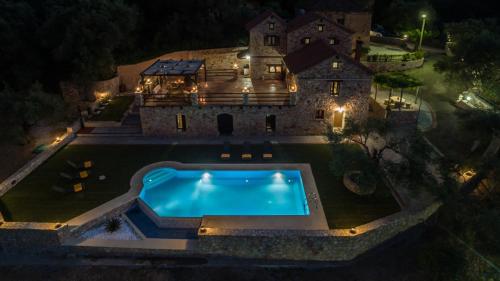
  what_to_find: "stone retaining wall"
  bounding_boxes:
[0,222,66,254]
[118,47,248,91]
[363,58,424,73]
[197,202,440,261]
[0,125,78,197]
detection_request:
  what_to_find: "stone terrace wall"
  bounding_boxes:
[363,58,424,73]
[197,202,441,261]
[117,47,248,91]
[0,222,66,254]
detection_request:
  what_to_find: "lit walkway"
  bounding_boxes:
[70,135,330,145]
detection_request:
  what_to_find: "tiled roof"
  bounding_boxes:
[283,40,373,75]
[309,0,370,12]
[245,10,285,31]
[286,12,354,34]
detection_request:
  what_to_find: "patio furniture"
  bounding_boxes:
[60,170,90,180]
[405,103,412,109]
[220,141,231,160]
[52,183,85,193]
[66,160,93,170]
[241,142,252,160]
[262,141,273,159]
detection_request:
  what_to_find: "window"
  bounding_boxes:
[266,115,276,133]
[337,18,345,25]
[331,81,341,96]
[332,61,341,69]
[176,114,186,132]
[329,37,338,45]
[318,24,325,32]
[302,37,311,45]
[264,35,280,46]
[268,65,282,73]
[315,110,325,120]
[269,22,275,30]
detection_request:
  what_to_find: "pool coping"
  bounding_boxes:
[130,162,329,232]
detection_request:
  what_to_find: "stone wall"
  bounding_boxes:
[286,17,352,55]
[60,76,120,115]
[118,47,248,91]
[0,131,76,198]
[0,222,66,254]
[318,11,372,46]
[197,202,440,261]
[363,58,424,73]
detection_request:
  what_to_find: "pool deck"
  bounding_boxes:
[131,162,329,232]
[71,135,330,145]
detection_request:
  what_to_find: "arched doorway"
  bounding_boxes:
[217,114,234,135]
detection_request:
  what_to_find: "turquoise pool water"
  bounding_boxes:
[139,168,310,217]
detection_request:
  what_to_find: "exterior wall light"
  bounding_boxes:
[245,55,251,60]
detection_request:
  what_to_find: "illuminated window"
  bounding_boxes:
[329,37,338,45]
[318,24,325,32]
[269,22,275,30]
[331,81,341,96]
[268,65,282,73]
[332,61,341,69]
[315,110,325,120]
[264,35,280,46]
[176,114,186,132]
[302,37,311,45]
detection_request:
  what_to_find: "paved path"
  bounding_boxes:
[70,135,330,145]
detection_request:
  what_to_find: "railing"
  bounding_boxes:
[143,92,292,107]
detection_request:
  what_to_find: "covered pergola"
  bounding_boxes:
[139,59,206,94]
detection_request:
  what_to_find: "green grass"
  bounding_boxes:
[0,144,400,229]
[89,96,135,122]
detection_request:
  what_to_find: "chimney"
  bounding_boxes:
[354,40,363,62]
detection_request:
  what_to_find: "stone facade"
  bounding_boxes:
[138,11,373,137]
[317,11,372,46]
[141,53,371,137]
[286,18,352,55]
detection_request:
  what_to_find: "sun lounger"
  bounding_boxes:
[220,142,231,160]
[66,160,93,169]
[60,170,90,180]
[262,141,273,159]
[241,142,252,160]
[52,183,84,193]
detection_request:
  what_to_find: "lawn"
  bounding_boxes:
[0,144,400,229]
[89,95,135,122]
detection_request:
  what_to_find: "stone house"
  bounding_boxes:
[139,10,373,137]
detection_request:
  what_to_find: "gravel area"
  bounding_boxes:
[81,217,141,241]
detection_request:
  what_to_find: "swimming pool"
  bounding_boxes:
[139,168,310,217]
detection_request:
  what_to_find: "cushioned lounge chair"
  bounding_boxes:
[262,141,273,159]
[66,160,93,170]
[220,142,231,160]
[241,142,252,160]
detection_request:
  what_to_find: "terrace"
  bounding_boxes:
[0,144,400,229]
[137,59,292,107]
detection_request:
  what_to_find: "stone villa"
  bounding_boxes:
[137,8,373,137]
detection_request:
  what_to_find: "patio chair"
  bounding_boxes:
[405,103,412,109]
[262,141,273,160]
[241,142,252,160]
[60,170,90,180]
[66,160,93,170]
[220,141,231,160]
[52,183,84,193]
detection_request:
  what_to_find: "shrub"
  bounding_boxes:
[105,217,121,233]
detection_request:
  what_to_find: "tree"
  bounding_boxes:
[39,0,138,83]
[435,19,500,104]
[0,83,64,143]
